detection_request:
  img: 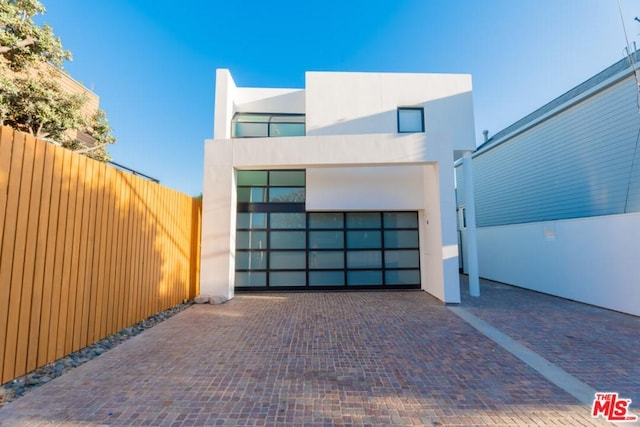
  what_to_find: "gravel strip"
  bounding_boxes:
[0,301,192,407]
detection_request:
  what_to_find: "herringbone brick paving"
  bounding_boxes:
[0,279,631,426]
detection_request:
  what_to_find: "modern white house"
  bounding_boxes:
[201,69,477,303]
[456,52,640,316]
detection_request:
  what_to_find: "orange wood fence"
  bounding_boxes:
[0,127,201,384]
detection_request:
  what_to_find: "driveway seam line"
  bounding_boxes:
[448,306,597,406]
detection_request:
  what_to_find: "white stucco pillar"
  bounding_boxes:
[200,139,236,300]
[462,151,480,297]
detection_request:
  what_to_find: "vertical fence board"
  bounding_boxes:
[0,128,17,383]
[99,167,116,338]
[0,128,14,255]
[105,168,122,335]
[26,141,55,372]
[106,171,122,334]
[171,191,181,305]
[63,154,85,355]
[114,172,128,331]
[87,164,104,343]
[138,178,151,319]
[5,132,34,381]
[36,143,63,367]
[132,175,143,321]
[139,182,151,319]
[174,193,182,304]
[170,192,180,305]
[130,177,143,323]
[1,132,28,382]
[15,135,46,376]
[147,184,158,315]
[56,153,79,359]
[71,154,91,353]
[124,174,137,326]
[157,187,169,313]
[47,150,72,363]
[93,163,109,342]
[116,173,131,330]
[79,160,97,348]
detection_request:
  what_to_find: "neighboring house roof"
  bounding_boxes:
[472,49,640,159]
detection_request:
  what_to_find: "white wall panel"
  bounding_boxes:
[306,166,424,211]
[477,213,640,316]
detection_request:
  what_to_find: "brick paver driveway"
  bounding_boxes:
[1,280,638,426]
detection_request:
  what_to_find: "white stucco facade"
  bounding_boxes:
[201,69,476,302]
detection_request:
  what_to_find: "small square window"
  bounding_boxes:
[397,108,424,133]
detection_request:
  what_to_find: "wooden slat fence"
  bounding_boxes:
[0,126,202,384]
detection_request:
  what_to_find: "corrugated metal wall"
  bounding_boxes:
[456,75,640,227]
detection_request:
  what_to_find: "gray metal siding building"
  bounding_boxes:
[456,52,640,316]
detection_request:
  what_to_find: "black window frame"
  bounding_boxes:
[231,113,306,138]
[397,107,425,133]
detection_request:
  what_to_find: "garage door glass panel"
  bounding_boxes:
[384,250,420,268]
[347,231,381,249]
[385,270,420,285]
[309,271,345,286]
[270,251,306,269]
[309,251,344,269]
[383,212,419,228]
[236,272,266,287]
[346,213,381,228]
[384,230,419,248]
[270,231,306,249]
[236,231,267,250]
[235,251,267,270]
[347,251,382,269]
[309,231,344,249]
[347,270,382,285]
[309,213,343,229]
[270,271,306,286]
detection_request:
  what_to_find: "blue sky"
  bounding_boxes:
[41,0,639,196]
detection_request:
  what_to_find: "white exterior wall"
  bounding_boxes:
[202,70,475,303]
[477,213,640,316]
[306,166,425,211]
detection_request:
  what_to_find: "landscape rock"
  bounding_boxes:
[209,295,226,305]
[194,294,210,304]
[0,300,192,407]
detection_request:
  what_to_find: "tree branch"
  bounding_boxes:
[0,36,35,53]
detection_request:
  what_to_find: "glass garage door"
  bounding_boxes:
[234,170,420,290]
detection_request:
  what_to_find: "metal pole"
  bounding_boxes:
[463,151,480,297]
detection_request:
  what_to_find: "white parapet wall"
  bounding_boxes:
[477,212,640,316]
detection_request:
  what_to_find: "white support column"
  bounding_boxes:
[462,151,480,297]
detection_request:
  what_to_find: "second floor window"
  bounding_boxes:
[397,107,424,133]
[232,113,305,138]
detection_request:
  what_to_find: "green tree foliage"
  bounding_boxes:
[0,0,115,161]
